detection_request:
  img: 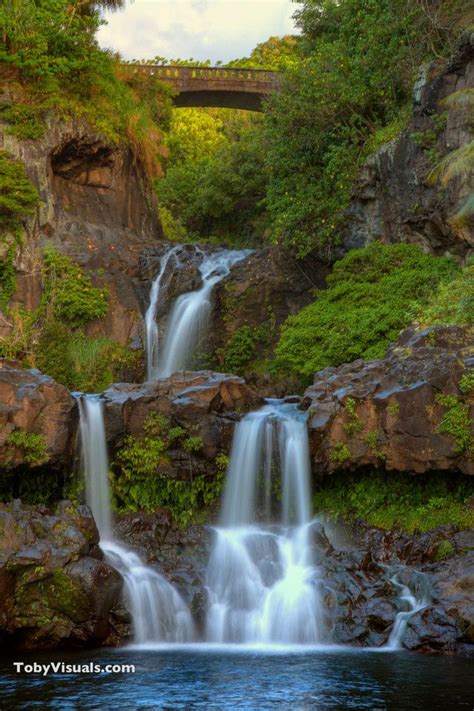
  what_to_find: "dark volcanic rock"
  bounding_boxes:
[210,247,329,389]
[0,500,122,650]
[103,370,262,455]
[0,362,75,470]
[342,32,474,258]
[302,326,474,475]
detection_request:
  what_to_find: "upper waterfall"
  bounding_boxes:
[145,247,252,380]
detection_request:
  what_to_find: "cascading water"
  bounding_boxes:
[149,249,251,379]
[205,401,327,645]
[386,571,430,649]
[78,395,194,644]
[144,245,182,381]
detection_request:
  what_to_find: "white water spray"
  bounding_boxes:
[205,401,326,644]
[78,395,194,644]
[152,249,251,378]
[144,245,182,381]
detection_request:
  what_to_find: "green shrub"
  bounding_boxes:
[41,249,109,326]
[5,431,48,468]
[274,243,458,382]
[414,262,474,327]
[112,414,223,527]
[314,469,474,533]
[435,394,472,455]
[329,443,351,464]
[0,151,39,233]
[221,324,268,375]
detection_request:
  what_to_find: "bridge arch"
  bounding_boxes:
[130,65,279,111]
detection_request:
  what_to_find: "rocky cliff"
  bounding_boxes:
[343,32,474,259]
[1,109,162,345]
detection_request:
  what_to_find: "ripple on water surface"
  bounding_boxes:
[1,648,474,710]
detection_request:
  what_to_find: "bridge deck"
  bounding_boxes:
[129,64,279,111]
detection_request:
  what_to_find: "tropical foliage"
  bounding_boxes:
[274,243,458,382]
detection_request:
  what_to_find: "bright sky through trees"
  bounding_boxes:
[97,0,298,63]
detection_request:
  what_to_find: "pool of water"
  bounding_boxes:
[2,646,473,709]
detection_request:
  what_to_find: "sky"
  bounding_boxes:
[97,0,299,64]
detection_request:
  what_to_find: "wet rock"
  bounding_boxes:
[303,326,473,475]
[404,606,463,652]
[101,371,262,484]
[342,34,474,259]
[0,500,121,651]
[0,364,75,470]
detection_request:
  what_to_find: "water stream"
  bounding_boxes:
[78,395,195,644]
[386,572,430,649]
[145,247,251,379]
[144,245,182,381]
[205,401,326,644]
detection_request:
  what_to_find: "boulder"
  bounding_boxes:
[302,326,474,475]
[0,500,122,650]
[103,370,262,456]
[0,363,75,469]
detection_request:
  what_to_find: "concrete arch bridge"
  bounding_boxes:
[130,64,280,111]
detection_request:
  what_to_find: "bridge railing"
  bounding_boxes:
[130,64,277,84]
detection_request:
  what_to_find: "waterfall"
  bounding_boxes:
[205,401,326,645]
[78,395,195,644]
[386,572,430,649]
[149,249,251,379]
[144,245,181,381]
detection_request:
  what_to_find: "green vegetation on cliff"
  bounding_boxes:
[273,242,458,382]
[0,152,39,308]
[315,469,474,533]
[263,0,468,256]
[1,248,141,392]
[112,414,224,527]
[0,0,171,178]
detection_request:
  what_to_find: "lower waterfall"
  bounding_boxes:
[78,395,195,644]
[205,401,327,644]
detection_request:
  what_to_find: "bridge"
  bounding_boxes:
[130,65,280,111]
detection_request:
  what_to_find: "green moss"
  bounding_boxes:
[435,393,472,455]
[314,469,474,533]
[14,569,89,627]
[365,431,386,460]
[5,431,48,468]
[434,540,456,561]
[329,443,351,464]
[343,398,362,436]
[387,401,400,416]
